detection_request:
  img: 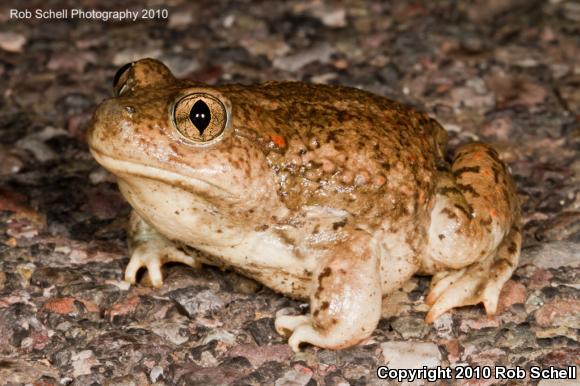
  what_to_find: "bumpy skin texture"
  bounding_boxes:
[87,59,521,351]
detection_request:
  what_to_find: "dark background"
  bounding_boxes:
[0,1,578,385]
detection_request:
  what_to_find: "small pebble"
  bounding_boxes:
[0,32,26,52]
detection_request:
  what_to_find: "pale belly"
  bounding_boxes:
[118,177,318,298]
[117,175,423,300]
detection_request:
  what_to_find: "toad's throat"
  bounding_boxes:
[89,149,235,198]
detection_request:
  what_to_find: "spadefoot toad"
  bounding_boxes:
[87,59,521,351]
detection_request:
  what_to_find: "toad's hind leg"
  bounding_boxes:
[423,142,521,323]
[125,211,202,287]
[425,223,521,322]
[275,230,382,351]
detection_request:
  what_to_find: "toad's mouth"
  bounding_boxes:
[90,149,235,198]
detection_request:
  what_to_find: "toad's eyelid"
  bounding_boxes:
[113,62,134,96]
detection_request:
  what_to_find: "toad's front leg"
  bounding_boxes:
[275,230,382,351]
[125,211,202,287]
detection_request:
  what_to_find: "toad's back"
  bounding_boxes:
[217,82,448,221]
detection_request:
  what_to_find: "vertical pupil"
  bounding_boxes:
[190,100,211,134]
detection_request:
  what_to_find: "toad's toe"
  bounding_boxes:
[274,313,310,338]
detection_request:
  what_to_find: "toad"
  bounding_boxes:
[87,59,521,351]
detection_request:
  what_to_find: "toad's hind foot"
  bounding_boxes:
[125,211,201,287]
[425,224,521,323]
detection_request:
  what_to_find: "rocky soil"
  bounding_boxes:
[0,0,578,385]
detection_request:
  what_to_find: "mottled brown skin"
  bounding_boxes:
[87,59,521,351]
[228,82,447,220]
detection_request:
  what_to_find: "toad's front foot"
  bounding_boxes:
[274,278,380,352]
[275,230,382,351]
[125,240,201,287]
[275,313,320,352]
[125,211,201,287]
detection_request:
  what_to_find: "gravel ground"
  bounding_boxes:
[0,0,579,385]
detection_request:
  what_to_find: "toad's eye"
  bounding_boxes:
[173,93,227,143]
[113,62,133,96]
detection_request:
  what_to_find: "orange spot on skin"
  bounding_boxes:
[475,151,484,160]
[490,209,497,217]
[271,135,286,147]
[483,169,492,177]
